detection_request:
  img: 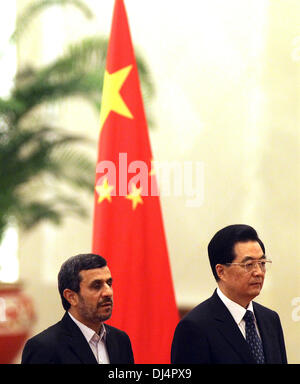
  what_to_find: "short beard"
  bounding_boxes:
[78,295,113,323]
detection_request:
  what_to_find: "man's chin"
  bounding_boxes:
[98,309,113,322]
[249,284,263,298]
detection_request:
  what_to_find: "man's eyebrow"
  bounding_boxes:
[241,255,266,262]
[90,277,113,285]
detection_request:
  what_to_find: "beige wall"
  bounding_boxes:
[15,0,300,363]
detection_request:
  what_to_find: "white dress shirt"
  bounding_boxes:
[68,312,110,364]
[216,287,261,339]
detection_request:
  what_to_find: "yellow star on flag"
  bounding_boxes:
[126,184,143,210]
[95,177,114,203]
[100,65,134,130]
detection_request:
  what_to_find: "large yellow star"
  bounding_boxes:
[126,184,143,210]
[95,177,114,203]
[99,65,134,130]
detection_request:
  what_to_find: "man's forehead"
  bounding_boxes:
[79,266,112,280]
[233,240,264,259]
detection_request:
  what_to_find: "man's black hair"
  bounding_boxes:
[208,224,265,281]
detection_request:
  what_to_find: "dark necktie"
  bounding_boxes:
[243,310,265,364]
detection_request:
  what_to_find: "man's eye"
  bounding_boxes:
[245,263,253,267]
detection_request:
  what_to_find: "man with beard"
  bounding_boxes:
[171,224,287,364]
[21,253,134,364]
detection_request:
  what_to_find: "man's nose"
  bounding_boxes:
[252,262,265,274]
[103,283,113,296]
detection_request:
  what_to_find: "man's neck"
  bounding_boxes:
[217,284,251,308]
[68,309,102,334]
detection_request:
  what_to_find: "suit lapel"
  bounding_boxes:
[105,325,119,364]
[253,303,272,363]
[61,313,98,364]
[209,291,256,364]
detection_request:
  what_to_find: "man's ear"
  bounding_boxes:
[63,289,78,307]
[215,264,225,281]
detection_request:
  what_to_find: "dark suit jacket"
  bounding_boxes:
[21,312,134,364]
[171,290,287,364]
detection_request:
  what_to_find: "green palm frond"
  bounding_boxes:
[48,145,96,190]
[11,0,93,42]
[9,36,154,125]
[11,196,88,231]
[0,122,95,234]
[1,125,93,188]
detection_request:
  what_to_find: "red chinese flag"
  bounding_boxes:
[92,0,179,363]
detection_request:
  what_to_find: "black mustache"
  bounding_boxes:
[98,299,113,307]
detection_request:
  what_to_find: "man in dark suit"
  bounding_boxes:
[171,224,287,364]
[21,253,134,364]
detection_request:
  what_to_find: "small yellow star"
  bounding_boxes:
[126,184,143,210]
[100,65,133,130]
[95,178,114,203]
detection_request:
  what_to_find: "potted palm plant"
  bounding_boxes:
[0,0,154,363]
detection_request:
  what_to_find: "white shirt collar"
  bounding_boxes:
[216,287,254,325]
[68,312,106,344]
